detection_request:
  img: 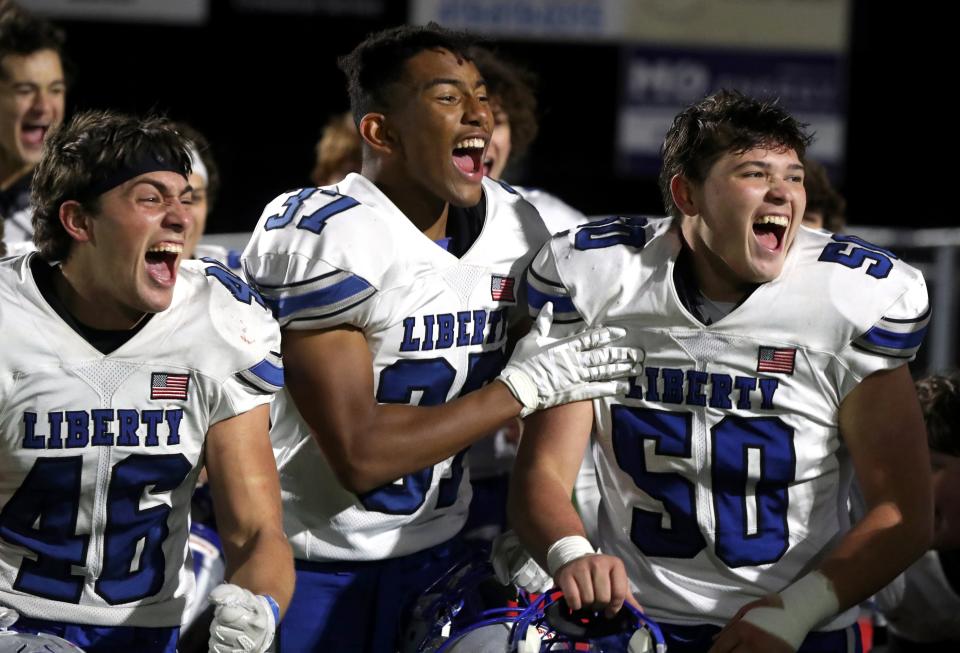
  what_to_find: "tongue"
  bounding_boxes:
[21,126,44,147]
[453,151,476,174]
[755,230,779,251]
[146,256,173,284]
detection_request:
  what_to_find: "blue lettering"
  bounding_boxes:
[117,409,140,446]
[141,410,163,447]
[47,412,63,449]
[644,367,660,402]
[686,370,708,407]
[400,317,420,352]
[436,314,455,349]
[471,310,487,346]
[662,369,684,404]
[734,376,757,409]
[165,410,183,446]
[456,311,472,347]
[758,378,780,410]
[422,315,435,351]
[65,411,89,448]
[709,374,733,409]
[22,412,43,449]
[91,409,115,446]
[486,310,503,344]
[626,375,644,399]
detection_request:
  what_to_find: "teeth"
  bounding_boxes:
[147,244,183,254]
[755,215,788,227]
[454,137,485,150]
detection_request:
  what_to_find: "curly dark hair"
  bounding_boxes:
[467,46,538,160]
[802,157,846,232]
[338,22,478,125]
[31,110,192,262]
[659,90,813,219]
[916,372,960,456]
[0,3,66,74]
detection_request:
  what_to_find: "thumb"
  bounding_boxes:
[534,302,555,337]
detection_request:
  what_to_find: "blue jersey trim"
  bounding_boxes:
[269,274,373,319]
[861,324,928,350]
[526,282,576,313]
[247,358,285,388]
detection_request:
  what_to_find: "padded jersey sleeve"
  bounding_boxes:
[525,238,586,338]
[241,187,380,332]
[190,259,286,425]
[834,270,930,398]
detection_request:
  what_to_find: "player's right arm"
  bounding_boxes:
[509,400,631,617]
[282,325,524,493]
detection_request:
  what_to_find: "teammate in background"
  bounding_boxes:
[465,47,600,553]
[0,110,293,653]
[243,23,641,653]
[0,3,66,255]
[310,110,362,186]
[801,158,846,232]
[873,372,960,650]
[510,90,933,653]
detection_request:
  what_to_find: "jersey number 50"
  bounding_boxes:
[612,406,795,568]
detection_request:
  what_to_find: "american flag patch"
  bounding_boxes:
[151,373,189,400]
[491,275,516,302]
[757,347,796,374]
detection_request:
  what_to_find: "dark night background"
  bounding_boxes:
[32,1,934,236]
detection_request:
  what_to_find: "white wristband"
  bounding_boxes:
[546,535,596,576]
[741,571,840,651]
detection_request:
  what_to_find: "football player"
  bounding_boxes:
[242,23,642,653]
[0,5,66,255]
[510,90,933,653]
[0,110,293,653]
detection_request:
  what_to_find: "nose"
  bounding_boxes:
[163,197,193,233]
[765,174,791,204]
[463,93,492,131]
[29,89,53,117]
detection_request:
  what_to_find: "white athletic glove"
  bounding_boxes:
[208,584,279,653]
[0,605,17,630]
[491,531,553,593]
[498,303,643,417]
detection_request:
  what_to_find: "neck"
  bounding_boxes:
[56,258,147,331]
[364,164,449,240]
[677,219,755,304]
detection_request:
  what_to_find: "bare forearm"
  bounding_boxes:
[223,528,295,616]
[509,471,588,570]
[819,499,931,610]
[315,380,521,492]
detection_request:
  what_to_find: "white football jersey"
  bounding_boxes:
[243,173,549,561]
[0,255,281,627]
[515,187,589,235]
[876,551,960,642]
[527,217,929,628]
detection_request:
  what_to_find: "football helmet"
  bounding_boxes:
[402,548,665,653]
[0,630,87,652]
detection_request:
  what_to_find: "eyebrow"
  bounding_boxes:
[733,160,805,171]
[423,77,488,91]
[132,178,193,195]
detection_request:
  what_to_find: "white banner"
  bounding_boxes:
[410,0,849,51]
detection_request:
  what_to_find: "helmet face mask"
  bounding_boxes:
[0,630,87,653]
[402,550,665,653]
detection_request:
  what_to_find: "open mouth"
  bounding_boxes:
[20,123,48,148]
[145,244,183,286]
[482,157,495,178]
[753,215,788,252]
[452,137,486,181]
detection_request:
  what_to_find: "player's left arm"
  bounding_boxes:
[205,403,294,650]
[712,364,933,653]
